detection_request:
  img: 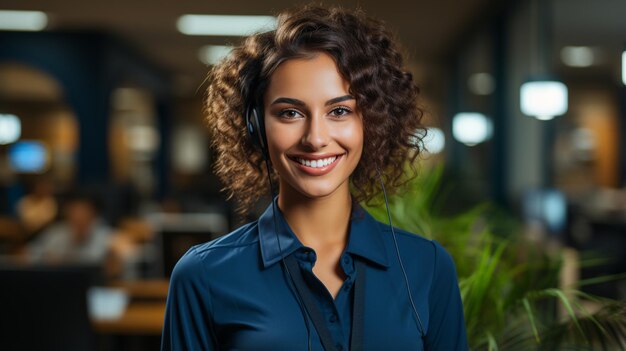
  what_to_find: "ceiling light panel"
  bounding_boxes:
[177,15,276,36]
[0,10,47,31]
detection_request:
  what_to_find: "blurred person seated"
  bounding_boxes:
[105,218,155,280]
[27,189,110,265]
[16,178,58,238]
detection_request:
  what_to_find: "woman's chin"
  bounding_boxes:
[284,181,350,201]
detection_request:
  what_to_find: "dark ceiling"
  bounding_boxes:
[0,0,495,94]
[1,0,624,95]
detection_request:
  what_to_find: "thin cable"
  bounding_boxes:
[376,168,425,337]
[264,158,313,351]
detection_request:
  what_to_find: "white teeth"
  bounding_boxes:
[294,156,338,168]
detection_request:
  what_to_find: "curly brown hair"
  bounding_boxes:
[205,4,425,214]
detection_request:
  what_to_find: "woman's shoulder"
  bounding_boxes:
[367,217,458,277]
[365,214,436,252]
[170,221,261,280]
[386,225,451,257]
[196,221,259,252]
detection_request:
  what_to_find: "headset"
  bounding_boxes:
[246,105,269,159]
[245,103,424,349]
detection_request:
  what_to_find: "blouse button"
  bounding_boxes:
[342,255,351,265]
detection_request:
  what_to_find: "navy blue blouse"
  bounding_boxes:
[161,200,468,350]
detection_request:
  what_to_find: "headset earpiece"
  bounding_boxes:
[246,105,269,159]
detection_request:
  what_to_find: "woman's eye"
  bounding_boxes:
[330,107,352,117]
[279,109,302,119]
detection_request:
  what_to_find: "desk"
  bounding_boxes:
[111,279,169,300]
[91,279,169,335]
[92,302,166,335]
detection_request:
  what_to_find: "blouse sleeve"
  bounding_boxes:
[424,240,468,350]
[161,247,217,351]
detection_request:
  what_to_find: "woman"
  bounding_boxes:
[162,5,467,350]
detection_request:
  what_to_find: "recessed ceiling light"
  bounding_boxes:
[0,10,47,31]
[198,45,233,65]
[560,46,595,67]
[423,127,445,154]
[0,113,21,145]
[520,80,568,120]
[452,112,492,146]
[177,15,276,36]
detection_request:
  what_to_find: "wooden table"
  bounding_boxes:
[110,279,170,300]
[91,279,169,335]
[92,302,166,334]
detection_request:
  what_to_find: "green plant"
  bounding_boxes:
[362,164,626,350]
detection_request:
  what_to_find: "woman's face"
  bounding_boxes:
[263,52,364,200]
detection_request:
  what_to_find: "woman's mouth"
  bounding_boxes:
[287,154,343,175]
[293,155,337,168]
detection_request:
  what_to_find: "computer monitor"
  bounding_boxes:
[150,212,228,277]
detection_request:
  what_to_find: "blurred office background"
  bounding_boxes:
[0,0,625,350]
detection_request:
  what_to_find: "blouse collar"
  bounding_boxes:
[258,197,390,269]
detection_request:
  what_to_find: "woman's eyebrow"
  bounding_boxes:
[270,97,305,106]
[325,95,354,106]
[270,95,354,106]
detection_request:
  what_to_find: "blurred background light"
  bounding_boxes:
[523,189,567,235]
[0,10,47,31]
[126,125,160,155]
[176,15,277,36]
[452,112,492,146]
[8,141,49,173]
[0,113,21,144]
[172,125,208,173]
[622,51,626,85]
[571,127,596,161]
[423,127,445,154]
[520,81,568,120]
[467,72,495,95]
[198,45,233,65]
[560,46,595,67]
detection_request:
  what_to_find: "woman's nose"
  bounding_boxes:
[301,114,329,150]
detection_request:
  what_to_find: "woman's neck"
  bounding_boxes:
[277,184,352,250]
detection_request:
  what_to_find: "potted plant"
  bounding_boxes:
[363,165,626,350]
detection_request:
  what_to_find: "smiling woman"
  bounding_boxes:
[264,53,363,201]
[162,4,468,351]
[205,6,426,215]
